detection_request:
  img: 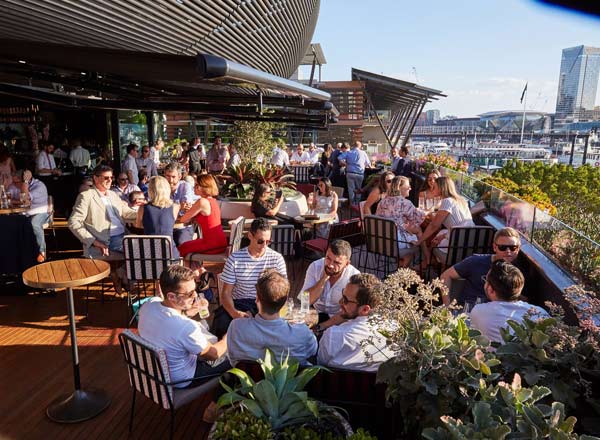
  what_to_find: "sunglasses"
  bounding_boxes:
[341,293,357,305]
[496,244,519,252]
[481,275,488,284]
[96,175,113,181]
[256,239,272,245]
[385,179,393,183]
[173,289,197,299]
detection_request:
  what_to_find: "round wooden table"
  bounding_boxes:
[22,258,111,423]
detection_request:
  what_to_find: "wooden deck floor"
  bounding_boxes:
[0,287,217,440]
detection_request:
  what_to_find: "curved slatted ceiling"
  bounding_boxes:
[0,0,319,78]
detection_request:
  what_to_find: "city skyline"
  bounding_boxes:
[310,0,600,118]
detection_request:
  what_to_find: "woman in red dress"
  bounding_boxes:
[178,174,227,257]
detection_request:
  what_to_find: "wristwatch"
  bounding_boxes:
[314,324,323,334]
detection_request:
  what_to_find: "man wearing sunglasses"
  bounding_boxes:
[440,227,526,307]
[317,273,393,372]
[470,261,548,344]
[138,265,229,388]
[212,218,287,338]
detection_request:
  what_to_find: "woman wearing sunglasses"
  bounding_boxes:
[362,170,395,215]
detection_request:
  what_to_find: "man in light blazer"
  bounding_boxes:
[68,164,137,292]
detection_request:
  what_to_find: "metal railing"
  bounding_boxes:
[437,166,600,292]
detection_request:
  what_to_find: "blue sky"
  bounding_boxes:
[309,0,600,117]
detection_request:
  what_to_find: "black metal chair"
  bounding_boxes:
[292,165,312,183]
[269,224,300,278]
[118,330,221,440]
[431,225,495,271]
[360,215,419,278]
[123,235,180,326]
[303,218,363,266]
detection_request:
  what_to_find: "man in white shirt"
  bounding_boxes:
[290,144,310,163]
[307,143,324,164]
[138,265,229,388]
[212,218,287,338]
[11,169,50,262]
[35,141,61,177]
[69,139,91,169]
[121,143,139,185]
[317,273,393,372]
[135,145,158,177]
[111,172,141,203]
[227,269,317,366]
[271,145,290,167]
[470,260,548,344]
[300,240,360,322]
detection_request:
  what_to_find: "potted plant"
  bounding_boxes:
[209,350,376,439]
[219,163,256,199]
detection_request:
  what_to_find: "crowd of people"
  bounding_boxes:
[2,136,550,423]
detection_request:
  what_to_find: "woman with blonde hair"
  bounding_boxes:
[136,176,180,257]
[178,174,227,257]
[375,176,425,266]
[414,176,474,266]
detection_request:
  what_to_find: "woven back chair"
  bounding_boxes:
[432,225,495,270]
[360,215,419,277]
[118,330,220,440]
[270,224,300,278]
[292,166,312,183]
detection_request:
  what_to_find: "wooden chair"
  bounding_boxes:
[119,330,220,440]
[42,195,57,252]
[123,235,180,326]
[431,225,495,271]
[360,215,419,278]
[269,224,300,278]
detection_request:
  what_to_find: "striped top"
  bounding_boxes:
[438,197,474,230]
[221,247,287,300]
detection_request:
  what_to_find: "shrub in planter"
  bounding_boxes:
[423,373,600,440]
[371,269,500,435]
[210,350,372,439]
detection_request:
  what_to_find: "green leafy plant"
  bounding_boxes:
[212,409,273,439]
[219,163,256,199]
[253,164,296,191]
[227,121,286,164]
[371,269,500,435]
[423,373,600,440]
[217,350,325,431]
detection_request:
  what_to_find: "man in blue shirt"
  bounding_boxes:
[344,141,371,204]
[163,162,197,246]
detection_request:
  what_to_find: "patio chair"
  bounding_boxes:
[303,218,363,264]
[118,330,220,440]
[359,215,419,278]
[292,165,311,183]
[431,225,494,271]
[186,216,245,266]
[123,235,180,326]
[269,224,300,278]
[42,195,57,253]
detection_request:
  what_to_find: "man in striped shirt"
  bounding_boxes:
[211,217,287,338]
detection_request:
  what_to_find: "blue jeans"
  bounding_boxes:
[109,233,124,253]
[346,172,364,205]
[29,213,50,254]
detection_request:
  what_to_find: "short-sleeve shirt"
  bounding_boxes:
[453,254,493,305]
[345,148,371,174]
[121,154,139,185]
[438,197,474,229]
[470,301,549,343]
[138,299,217,387]
[220,247,287,300]
[300,258,360,316]
[227,315,317,366]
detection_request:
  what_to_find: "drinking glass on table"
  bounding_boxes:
[20,192,29,207]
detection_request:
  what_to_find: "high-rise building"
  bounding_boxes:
[555,45,600,123]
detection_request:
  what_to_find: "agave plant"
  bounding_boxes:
[217,350,325,431]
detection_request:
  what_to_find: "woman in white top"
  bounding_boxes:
[310,177,338,238]
[375,176,425,266]
[414,176,474,265]
[418,170,442,213]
